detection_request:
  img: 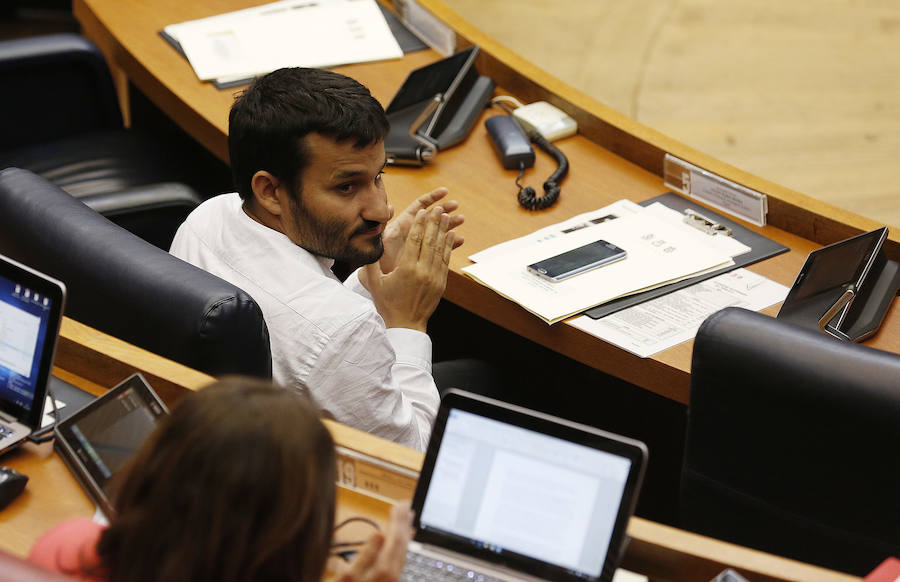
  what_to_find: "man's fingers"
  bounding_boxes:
[429,212,451,269]
[399,209,428,268]
[443,232,455,266]
[438,199,460,215]
[415,187,448,209]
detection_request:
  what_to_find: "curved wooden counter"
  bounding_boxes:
[72,0,900,405]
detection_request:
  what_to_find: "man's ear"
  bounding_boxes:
[250,171,284,216]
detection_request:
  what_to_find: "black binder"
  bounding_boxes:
[584,192,790,319]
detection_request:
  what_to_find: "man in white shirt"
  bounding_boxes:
[170,68,464,450]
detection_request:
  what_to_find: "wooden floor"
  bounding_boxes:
[445,0,900,230]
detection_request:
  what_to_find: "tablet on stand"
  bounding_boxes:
[777,227,900,342]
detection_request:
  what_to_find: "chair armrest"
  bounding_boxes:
[80,182,204,250]
[78,182,202,216]
[0,33,122,151]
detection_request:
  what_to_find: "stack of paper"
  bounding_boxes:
[463,200,740,324]
[164,0,403,84]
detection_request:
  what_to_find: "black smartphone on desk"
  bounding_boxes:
[527,240,627,282]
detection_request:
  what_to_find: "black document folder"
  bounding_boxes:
[583,192,789,319]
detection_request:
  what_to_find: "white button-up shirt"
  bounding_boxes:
[170,193,439,450]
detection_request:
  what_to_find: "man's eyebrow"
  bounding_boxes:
[332,159,388,180]
[332,169,364,180]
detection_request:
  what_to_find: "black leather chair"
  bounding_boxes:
[0,33,203,249]
[0,168,271,379]
[683,307,900,575]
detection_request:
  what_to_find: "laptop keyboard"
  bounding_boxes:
[0,424,14,441]
[402,551,504,582]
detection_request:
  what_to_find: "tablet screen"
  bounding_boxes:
[55,374,167,514]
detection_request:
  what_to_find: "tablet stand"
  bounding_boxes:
[385,76,495,166]
[778,252,900,342]
[833,254,900,341]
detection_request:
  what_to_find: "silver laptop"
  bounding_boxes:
[0,253,65,455]
[404,390,648,582]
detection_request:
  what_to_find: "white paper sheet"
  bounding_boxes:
[41,396,66,429]
[569,269,789,358]
[463,211,735,324]
[468,199,644,264]
[166,0,403,82]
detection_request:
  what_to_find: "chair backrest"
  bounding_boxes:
[683,307,900,576]
[0,168,271,379]
[0,33,122,151]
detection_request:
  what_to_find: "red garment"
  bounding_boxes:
[28,518,106,582]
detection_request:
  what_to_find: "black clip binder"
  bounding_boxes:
[777,227,900,342]
[584,192,790,320]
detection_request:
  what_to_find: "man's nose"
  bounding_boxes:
[361,185,391,223]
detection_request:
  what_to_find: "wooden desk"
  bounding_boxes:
[0,320,860,582]
[72,0,900,405]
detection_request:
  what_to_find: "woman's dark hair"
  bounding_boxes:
[229,67,390,201]
[95,378,336,582]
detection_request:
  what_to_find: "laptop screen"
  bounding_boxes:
[412,390,647,582]
[0,255,65,429]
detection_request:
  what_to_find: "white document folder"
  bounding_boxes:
[165,0,403,82]
[463,210,735,324]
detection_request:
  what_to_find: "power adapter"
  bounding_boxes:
[512,101,577,141]
[485,115,535,170]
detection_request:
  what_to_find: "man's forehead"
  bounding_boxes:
[304,133,386,177]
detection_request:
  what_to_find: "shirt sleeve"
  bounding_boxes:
[28,518,105,581]
[305,310,440,451]
[343,268,373,301]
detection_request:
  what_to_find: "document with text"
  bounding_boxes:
[463,208,735,324]
[570,268,789,357]
[165,0,403,82]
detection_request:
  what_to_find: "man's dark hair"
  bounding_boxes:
[228,67,390,200]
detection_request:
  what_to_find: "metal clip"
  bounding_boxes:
[682,209,732,237]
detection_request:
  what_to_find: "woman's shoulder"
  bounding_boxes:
[28,518,106,581]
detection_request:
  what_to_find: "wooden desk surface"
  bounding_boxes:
[0,322,861,582]
[71,0,900,406]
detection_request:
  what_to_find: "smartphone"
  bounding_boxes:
[527,240,627,282]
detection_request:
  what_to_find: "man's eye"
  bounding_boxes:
[337,183,355,194]
[375,171,385,183]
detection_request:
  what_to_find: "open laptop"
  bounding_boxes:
[404,390,648,582]
[0,253,65,456]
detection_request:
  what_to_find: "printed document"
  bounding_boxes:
[165,0,403,82]
[463,210,735,324]
[570,268,789,358]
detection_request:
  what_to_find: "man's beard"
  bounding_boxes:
[288,197,384,265]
